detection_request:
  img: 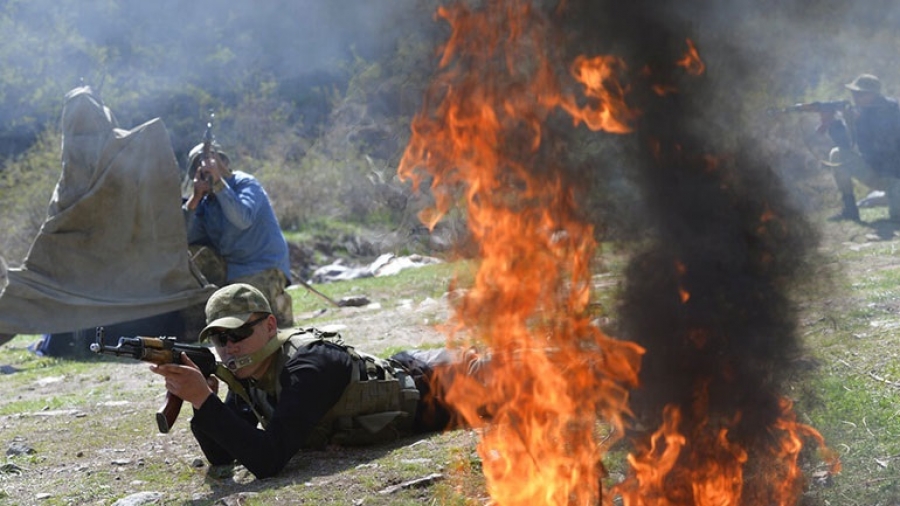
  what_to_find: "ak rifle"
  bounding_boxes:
[767,99,850,116]
[767,99,851,134]
[199,110,215,183]
[90,328,218,433]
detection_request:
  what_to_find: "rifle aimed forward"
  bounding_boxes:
[767,100,851,134]
[767,100,850,116]
[90,328,218,433]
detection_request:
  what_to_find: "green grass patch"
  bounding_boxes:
[0,396,79,416]
[282,218,363,243]
[801,372,900,502]
[289,260,474,318]
[4,216,900,504]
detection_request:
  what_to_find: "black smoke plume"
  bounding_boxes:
[558,0,822,498]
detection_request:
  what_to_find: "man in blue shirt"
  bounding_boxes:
[183,143,294,326]
[825,74,900,222]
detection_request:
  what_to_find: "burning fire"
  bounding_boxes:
[398,1,837,504]
[613,390,839,506]
[676,39,705,76]
[399,3,642,503]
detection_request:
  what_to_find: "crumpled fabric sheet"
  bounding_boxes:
[0,87,215,335]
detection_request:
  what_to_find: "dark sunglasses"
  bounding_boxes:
[208,315,269,347]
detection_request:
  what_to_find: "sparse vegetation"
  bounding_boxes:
[4,1,900,505]
[2,208,900,504]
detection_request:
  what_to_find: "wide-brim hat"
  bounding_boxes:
[199,283,272,341]
[187,141,229,178]
[845,74,882,94]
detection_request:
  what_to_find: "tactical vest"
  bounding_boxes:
[223,328,421,449]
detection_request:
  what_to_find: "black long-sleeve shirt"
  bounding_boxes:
[190,340,352,478]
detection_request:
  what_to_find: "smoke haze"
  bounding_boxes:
[0,0,431,157]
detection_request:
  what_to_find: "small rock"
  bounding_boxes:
[32,409,83,417]
[6,441,35,456]
[98,400,130,407]
[400,458,431,465]
[338,295,371,307]
[215,492,258,506]
[0,365,19,375]
[812,469,833,487]
[0,463,24,474]
[35,492,52,500]
[111,491,164,506]
[377,473,444,495]
[35,376,64,387]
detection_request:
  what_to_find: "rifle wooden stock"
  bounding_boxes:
[157,391,184,434]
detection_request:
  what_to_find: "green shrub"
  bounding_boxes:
[0,127,62,264]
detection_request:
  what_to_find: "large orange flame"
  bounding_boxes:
[399,2,641,504]
[398,1,836,504]
[613,388,839,506]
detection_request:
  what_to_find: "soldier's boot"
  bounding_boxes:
[827,147,860,221]
[886,180,900,222]
[830,192,860,222]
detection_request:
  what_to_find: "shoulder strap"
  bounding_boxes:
[214,363,272,428]
[214,328,344,428]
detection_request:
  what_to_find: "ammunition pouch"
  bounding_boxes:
[295,328,420,448]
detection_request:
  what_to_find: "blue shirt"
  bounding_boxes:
[185,171,291,282]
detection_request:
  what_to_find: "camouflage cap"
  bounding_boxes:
[199,283,272,341]
[846,74,882,94]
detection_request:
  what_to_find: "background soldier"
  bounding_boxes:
[824,73,900,222]
[183,142,294,326]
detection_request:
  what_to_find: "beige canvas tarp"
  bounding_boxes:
[0,86,215,335]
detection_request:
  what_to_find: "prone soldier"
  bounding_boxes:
[150,283,478,479]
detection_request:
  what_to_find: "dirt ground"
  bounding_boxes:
[4,197,893,504]
[0,278,480,506]
[292,293,453,356]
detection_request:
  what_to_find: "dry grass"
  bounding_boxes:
[3,200,900,505]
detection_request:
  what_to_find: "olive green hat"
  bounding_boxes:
[199,283,272,341]
[846,74,882,94]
